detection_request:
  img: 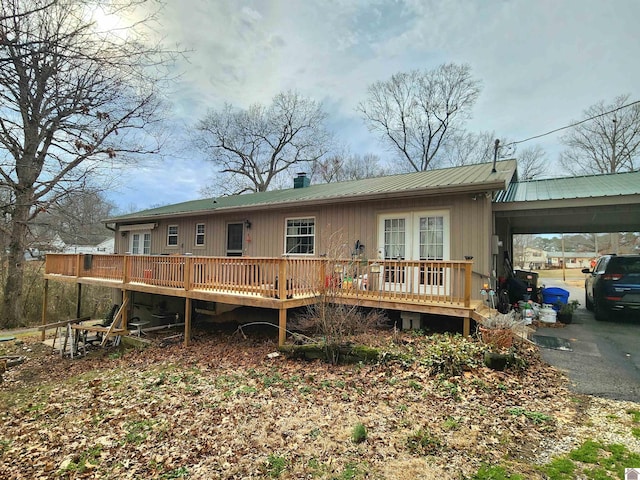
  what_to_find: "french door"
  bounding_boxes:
[130,231,151,255]
[378,211,450,294]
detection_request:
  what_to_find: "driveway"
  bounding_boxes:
[535,277,640,402]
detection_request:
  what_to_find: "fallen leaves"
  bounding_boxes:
[0,331,638,479]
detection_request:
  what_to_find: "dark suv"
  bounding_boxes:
[582,254,640,321]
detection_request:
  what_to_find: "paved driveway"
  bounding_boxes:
[535,278,640,402]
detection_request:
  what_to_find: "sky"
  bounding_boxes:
[107,0,640,212]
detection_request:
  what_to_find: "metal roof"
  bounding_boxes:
[494,169,640,203]
[109,159,517,223]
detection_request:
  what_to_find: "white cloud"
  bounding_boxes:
[113,0,640,209]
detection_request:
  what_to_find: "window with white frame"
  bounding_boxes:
[285,217,315,254]
[195,223,205,246]
[167,225,178,246]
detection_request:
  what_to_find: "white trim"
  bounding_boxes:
[284,216,316,255]
[195,223,205,247]
[167,224,178,247]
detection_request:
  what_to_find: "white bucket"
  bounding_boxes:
[539,306,557,324]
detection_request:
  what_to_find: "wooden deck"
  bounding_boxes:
[43,254,483,345]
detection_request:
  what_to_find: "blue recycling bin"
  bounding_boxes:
[542,287,570,311]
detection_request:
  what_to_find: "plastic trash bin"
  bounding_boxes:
[542,287,570,311]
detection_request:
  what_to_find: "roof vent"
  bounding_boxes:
[294,172,310,189]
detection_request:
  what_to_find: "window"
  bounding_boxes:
[195,223,205,246]
[167,225,178,246]
[285,217,315,254]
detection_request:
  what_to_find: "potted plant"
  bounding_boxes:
[556,300,579,324]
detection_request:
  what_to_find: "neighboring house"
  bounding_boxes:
[24,233,66,260]
[545,251,597,269]
[519,247,546,270]
[62,238,115,255]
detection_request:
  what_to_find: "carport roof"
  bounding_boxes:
[493,169,640,234]
[494,170,640,203]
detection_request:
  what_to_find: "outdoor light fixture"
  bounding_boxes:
[244,220,252,229]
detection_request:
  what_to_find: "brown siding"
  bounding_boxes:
[115,192,494,299]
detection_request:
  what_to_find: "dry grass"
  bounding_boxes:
[1,328,638,479]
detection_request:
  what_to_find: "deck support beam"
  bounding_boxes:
[463,317,471,337]
[278,308,287,346]
[184,297,192,347]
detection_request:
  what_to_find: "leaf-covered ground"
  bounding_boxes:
[1,327,639,479]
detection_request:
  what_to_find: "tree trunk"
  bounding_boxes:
[1,191,31,329]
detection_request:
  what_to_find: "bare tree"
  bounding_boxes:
[38,189,115,246]
[196,91,331,195]
[516,145,548,180]
[358,63,481,172]
[560,94,640,175]
[0,0,175,327]
[440,131,495,167]
[312,152,388,184]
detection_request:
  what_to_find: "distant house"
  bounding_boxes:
[546,251,596,269]
[62,238,115,255]
[520,247,546,270]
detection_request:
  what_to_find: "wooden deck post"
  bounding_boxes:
[463,317,470,337]
[76,283,82,319]
[278,308,287,346]
[41,279,48,341]
[122,254,129,284]
[122,290,129,330]
[184,297,192,347]
[184,257,192,292]
[464,262,472,307]
[278,259,287,300]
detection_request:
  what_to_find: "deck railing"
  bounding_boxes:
[44,254,473,307]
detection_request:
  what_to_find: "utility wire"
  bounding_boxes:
[503,99,640,149]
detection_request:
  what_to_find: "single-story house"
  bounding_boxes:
[43,159,519,345]
[545,251,597,269]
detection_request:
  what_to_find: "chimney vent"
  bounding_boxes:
[293,172,310,189]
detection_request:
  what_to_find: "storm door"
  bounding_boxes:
[226,222,244,257]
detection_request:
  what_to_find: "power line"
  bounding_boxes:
[503,99,640,149]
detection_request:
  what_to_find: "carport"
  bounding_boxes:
[492,170,640,276]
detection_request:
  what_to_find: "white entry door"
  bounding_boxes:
[378,211,450,294]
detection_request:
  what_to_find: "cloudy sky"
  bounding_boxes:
[108,0,639,212]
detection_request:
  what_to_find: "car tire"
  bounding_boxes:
[594,300,609,321]
[585,290,593,311]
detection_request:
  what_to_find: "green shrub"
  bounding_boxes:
[351,422,367,443]
[420,334,483,376]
